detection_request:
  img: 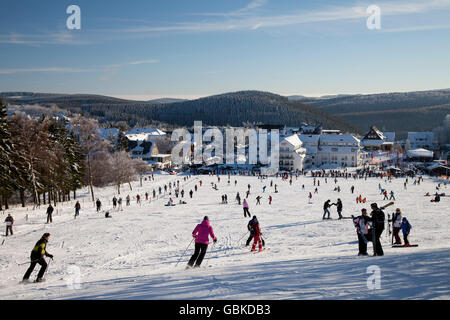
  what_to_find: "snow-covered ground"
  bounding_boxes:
[0,172,449,300]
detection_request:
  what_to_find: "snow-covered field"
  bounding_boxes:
[1,172,449,300]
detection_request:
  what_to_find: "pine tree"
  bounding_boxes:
[116,130,130,152]
[0,99,17,209]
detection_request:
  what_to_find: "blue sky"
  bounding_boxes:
[1,0,450,99]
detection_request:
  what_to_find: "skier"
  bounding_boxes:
[262,186,266,193]
[322,200,332,219]
[136,194,141,204]
[383,190,388,200]
[250,216,264,252]
[118,197,123,211]
[268,195,272,205]
[390,208,403,244]
[236,192,241,205]
[145,192,148,201]
[246,216,258,246]
[332,198,343,219]
[112,196,117,209]
[189,190,193,198]
[224,194,227,204]
[368,203,385,256]
[96,199,102,212]
[243,199,251,218]
[46,204,54,223]
[186,216,217,268]
[181,189,184,198]
[256,196,261,205]
[401,217,412,247]
[5,214,14,236]
[22,233,54,283]
[390,191,396,201]
[74,201,81,219]
[126,195,130,206]
[308,192,312,204]
[352,209,369,255]
[351,185,355,194]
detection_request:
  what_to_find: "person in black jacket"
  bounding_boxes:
[74,201,81,219]
[96,199,102,212]
[5,214,14,236]
[368,203,385,256]
[46,204,54,223]
[322,200,332,219]
[22,233,54,282]
[246,216,265,247]
[332,199,343,219]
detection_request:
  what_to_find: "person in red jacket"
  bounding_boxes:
[187,216,217,268]
[251,218,264,252]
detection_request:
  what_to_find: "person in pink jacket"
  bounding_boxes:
[187,216,217,268]
[243,199,250,217]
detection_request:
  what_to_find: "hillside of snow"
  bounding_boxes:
[0,172,449,300]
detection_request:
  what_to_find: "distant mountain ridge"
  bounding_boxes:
[1,90,361,134]
[287,89,450,139]
[3,89,449,138]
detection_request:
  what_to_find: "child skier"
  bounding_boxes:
[250,217,264,252]
[401,217,412,247]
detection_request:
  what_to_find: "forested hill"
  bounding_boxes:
[289,89,450,138]
[1,91,361,134]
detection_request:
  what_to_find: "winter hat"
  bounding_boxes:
[42,233,50,238]
[371,203,378,208]
[204,216,209,221]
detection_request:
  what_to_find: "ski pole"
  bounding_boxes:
[175,238,194,267]
[43,258,52,279]
[17,259,39,266]
[235,231,249,247]
[203,241,216,268]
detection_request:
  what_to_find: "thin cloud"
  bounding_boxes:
[0,67,94,75]
[115,0,450,34]
[0,59,159,76]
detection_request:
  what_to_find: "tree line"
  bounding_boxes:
[0,98,149,210]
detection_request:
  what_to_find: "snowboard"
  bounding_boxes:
[392,244,418,248]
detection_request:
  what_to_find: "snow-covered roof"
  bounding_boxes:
[127,128,166,135]
[361,140,383,146]
[407,132,434,141]
[126,128,166,141]
[383,132,395,142]
[281,134,303,148]
[407,148,433,158]
[319,134,359,144]
[298,134,320,144]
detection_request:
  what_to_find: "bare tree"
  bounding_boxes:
[110,151,140,194]
[71,115,110,202]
